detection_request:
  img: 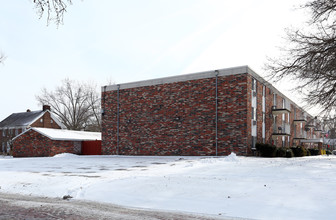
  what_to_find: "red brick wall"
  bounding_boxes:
[265,87,274,145]
[102,73,249,156]
[256,80,263,144]
[1,111,62,154]
[31,112,62,129]
[246,76,252,151]
[12,129,81,157]
[101,71,324,155]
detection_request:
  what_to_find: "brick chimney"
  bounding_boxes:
[43,105,51,111]
[26,109,31,112]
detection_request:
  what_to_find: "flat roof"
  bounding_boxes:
[103,66,258,92]
[102,65,312,118]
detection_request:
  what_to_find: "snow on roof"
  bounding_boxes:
[27,127,101,141]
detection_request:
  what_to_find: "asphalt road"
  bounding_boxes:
[0,193,246,220]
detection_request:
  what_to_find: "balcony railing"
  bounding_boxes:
[300,138,323,144]
[305,122,316,128]
[294,131,307,139]
[272,122,291,136]
[271,102,291,115]
[293,116,307,124]
[314,125,323,131]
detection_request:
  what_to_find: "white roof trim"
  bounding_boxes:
[26,111,45,127]
[47,110,67,129]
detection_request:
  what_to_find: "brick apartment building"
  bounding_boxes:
[101,66,323,156]
[0,105,65,154]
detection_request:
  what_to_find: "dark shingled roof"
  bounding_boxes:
[0,111,45,128]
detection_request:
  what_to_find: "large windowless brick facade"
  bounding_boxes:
[101,66,323,156]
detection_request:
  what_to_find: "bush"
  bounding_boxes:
[306,149,311,156]
[276,147,294,158]
[276,147,287,157]
[290,146,307,157]
[256,143,277,157]
[308,148,320,156]
[285,148,294,158]
[326,150,332,155]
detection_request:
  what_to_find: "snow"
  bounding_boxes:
[14,127,101,141]
[0,154,335,219]
[53,153,79,158]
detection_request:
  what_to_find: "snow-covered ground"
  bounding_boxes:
[0,153,335,220]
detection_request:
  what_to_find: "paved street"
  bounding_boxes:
[0,193,239,220]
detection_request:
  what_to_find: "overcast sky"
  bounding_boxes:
[0,0,309,120]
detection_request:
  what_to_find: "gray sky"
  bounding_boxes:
[0,0,309,120]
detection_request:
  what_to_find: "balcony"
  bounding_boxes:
[314,125,323,132]
[305,122,316,128]
[271,103,291,115]
[300,138,323,144]
[293,131,307,140]
[293,117,307,124]
[272,123,291,136]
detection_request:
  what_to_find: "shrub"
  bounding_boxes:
[276,147,287,157]
[308,148,320,156]
[256,143,277,157]
[276,147,294,158]
[290,146,307,157]
[285,148,294,158]
[326,150,332,155]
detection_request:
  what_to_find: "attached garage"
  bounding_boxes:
[12,127,101,157]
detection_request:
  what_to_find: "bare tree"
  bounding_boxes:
[0,53,5,64]
[267,0,336,115]
[36,79,101,131]
[323,115,336,137]
[33,0,73,25]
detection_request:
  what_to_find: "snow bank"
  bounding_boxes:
[53,153,79,158]
[0,155,335,220]
[0,155,13,159]
[225,152,239,162]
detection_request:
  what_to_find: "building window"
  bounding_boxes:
[252,78,256,91]
[2,129,4,137]
[252,107,256,120]
[15,129,18,136]
[51,120,53,124]
[40,119,43,123]
[252,136,257,149]
[273,93,277,106]
[262,85,265,97]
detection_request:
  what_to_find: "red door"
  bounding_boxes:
[82,140,102,155]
